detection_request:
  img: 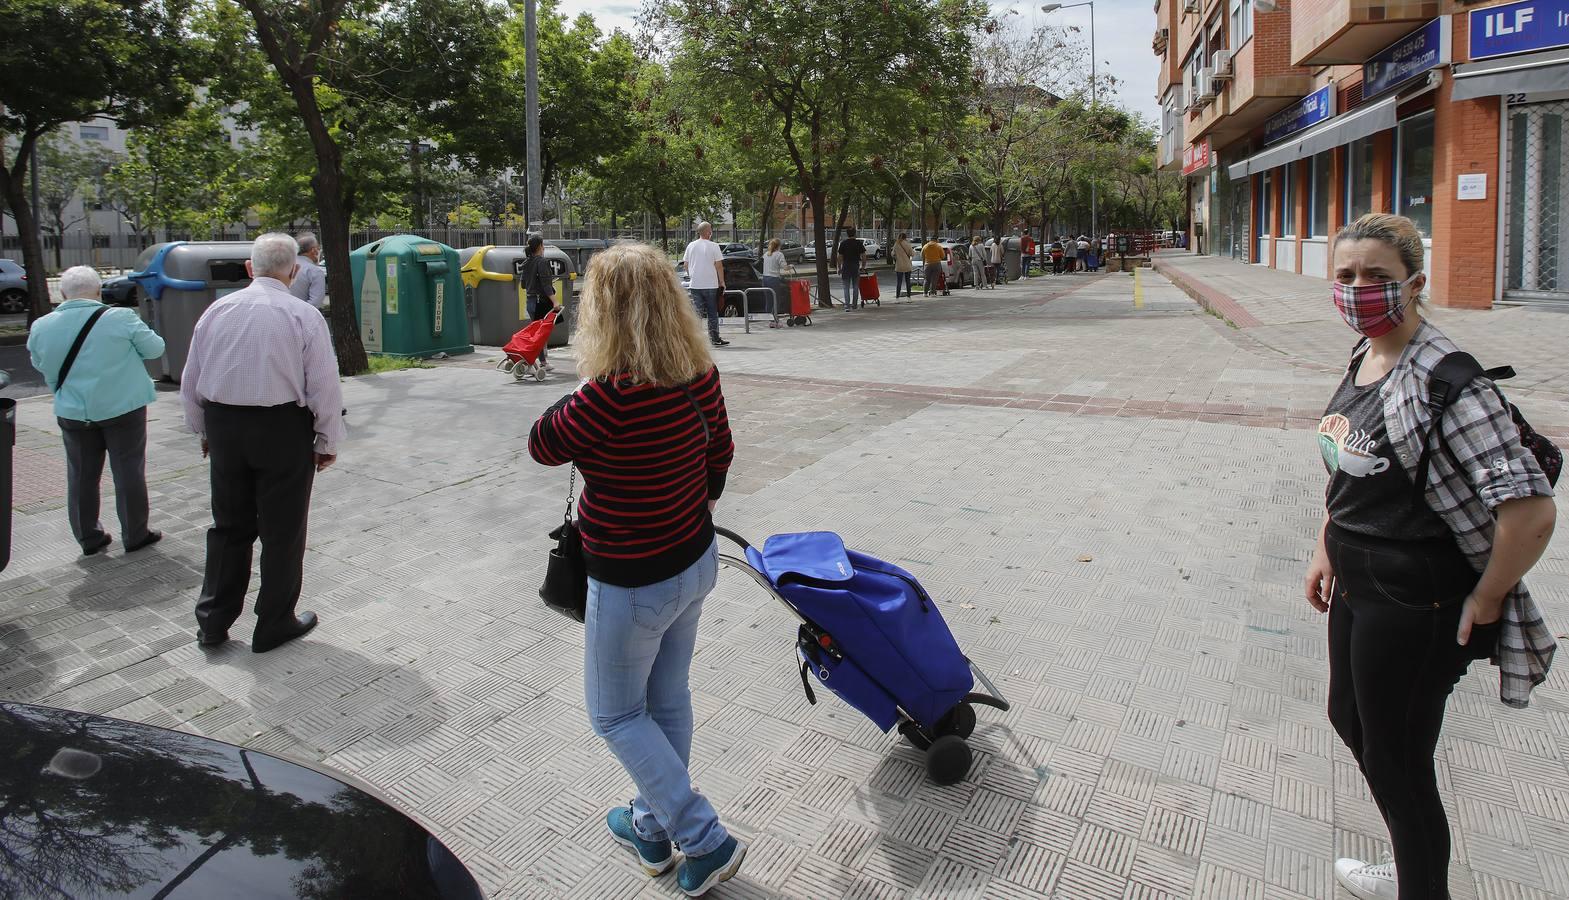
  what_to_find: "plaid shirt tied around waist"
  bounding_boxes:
[1365,321,1556,708]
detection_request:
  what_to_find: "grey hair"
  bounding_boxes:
[295,232,319,254]
[59,266,101,300]
[697,221,712,235]
[251,232,299,279]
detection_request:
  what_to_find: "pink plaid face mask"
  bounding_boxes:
[1332,274,1419,338]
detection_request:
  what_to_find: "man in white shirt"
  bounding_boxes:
[181,233,345,653]
[289,232,328,309]
[683,221,728,347]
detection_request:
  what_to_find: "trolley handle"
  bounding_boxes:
[713,526,753,552]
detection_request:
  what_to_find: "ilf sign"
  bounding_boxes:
[1363,18,1450,99]
[1263,86,1334,145]
[1470,0,1569,60]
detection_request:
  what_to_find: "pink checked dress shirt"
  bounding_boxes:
[180,276,346,455]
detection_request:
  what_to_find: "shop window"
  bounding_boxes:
[1396,113,1436,238]
[1311,152,1331,236]
[1346,138,1375,221]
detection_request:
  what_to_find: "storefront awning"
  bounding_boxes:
[1452,49,1569,101]
[1227,93,1399,180]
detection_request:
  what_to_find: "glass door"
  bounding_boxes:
[1505,101,1567,301]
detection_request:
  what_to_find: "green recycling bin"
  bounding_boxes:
[349,235,473,358]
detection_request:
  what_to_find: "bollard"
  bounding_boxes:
[0,397,14,573]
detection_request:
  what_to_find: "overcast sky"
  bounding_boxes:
[557,0,1162,126]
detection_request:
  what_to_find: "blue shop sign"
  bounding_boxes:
[1470,0,1569,60]
[1363,18,1451,99]
[1263,86,1335,145]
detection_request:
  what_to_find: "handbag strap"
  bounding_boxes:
[681,386,710,443]
[55,305,110,391]
[562,464,576,523]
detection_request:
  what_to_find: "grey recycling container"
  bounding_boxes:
[1002,237,1025,281]
[458,245,575,348]
[128,241,256,382]
[549,239,608,278]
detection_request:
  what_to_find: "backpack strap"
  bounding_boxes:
[54,305,111,392]
[1411,351,1487,503]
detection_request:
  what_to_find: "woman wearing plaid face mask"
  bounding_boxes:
[1304,214,1557,900]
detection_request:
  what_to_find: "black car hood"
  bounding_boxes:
[0,703,483,899]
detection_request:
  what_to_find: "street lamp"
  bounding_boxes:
[1042,1,1098,242]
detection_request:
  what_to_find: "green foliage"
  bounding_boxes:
[104,102,252,239]
[365,354,435,373]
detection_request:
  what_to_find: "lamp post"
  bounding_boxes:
[1042,2,1097,241]
[524,0,543,233]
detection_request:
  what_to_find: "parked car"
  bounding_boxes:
[0,259,27,314]
[100,273,139,307]
[937,242,973,288]
[859,238,884,259]
[777,240,805,263]
[0,701,486,899]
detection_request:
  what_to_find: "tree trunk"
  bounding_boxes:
[291,87,368,375]
[0,141,52,323]
[807,188,833,308]
[655,200,668,253]
[756,185,777,257]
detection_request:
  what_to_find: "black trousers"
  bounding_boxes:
[59,407,152,551]
[195,403,316,637]
[1325,523,1498,900]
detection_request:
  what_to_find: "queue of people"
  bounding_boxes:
[21,212,1557,900]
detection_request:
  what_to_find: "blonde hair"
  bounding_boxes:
[768,238,781,253]
[1334,213,1425,279]
[574,242,714,386]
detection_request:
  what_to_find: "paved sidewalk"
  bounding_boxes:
[3,270,1566,899]
[1152,253,1569,426]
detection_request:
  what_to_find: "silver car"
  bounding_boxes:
[0,259,26,314]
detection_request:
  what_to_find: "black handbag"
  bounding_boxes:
[539,465,587,622]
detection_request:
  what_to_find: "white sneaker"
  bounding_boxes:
[543,362,556,372]
[1334,856,1397,899]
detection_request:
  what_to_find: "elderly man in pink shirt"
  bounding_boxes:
[181,233,345,653]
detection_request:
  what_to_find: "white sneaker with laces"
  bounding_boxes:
[1334,856,1397,899]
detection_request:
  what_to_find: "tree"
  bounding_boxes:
[593,62,718,252]
[30,137,118,268]
[223,0,504,373]
[103,101,253,242]
[0,0,200,320]
[653,0,984,306]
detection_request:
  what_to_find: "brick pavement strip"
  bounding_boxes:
[3,270,1567,899]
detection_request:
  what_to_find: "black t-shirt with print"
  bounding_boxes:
[1320,356,1449,539]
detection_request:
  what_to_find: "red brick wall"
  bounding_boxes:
[1294,158,1310,272]
[1372,131,1394,213]
[1428,14,1500,309]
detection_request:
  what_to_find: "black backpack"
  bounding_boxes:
[1413,351,1562,502]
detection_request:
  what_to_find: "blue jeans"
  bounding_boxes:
[586,539,727,855]
[841,270,860,308]
[894,270,911,296]
[690,288,721,341]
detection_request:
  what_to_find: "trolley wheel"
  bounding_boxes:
[513,366,529,382]
[926,735,972,785]
[936,702,976,739]
[898,721,932,751]
[533,366,548,383]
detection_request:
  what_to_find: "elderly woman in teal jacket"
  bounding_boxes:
[27,266,166,556]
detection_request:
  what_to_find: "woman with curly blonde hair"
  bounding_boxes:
[528,241,745,896]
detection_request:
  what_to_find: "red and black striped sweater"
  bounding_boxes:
[528,366,734,587]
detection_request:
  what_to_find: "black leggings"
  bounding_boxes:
[1325,523,1498,900]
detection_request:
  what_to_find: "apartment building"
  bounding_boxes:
[1154,0,1568,307]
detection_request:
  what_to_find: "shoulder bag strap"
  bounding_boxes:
[681,386,710,443]
[1411,351,1487,504]
[55,305,111,391]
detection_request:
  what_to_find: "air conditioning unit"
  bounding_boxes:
[1152,26,1170,52]
[1196,69,1218,103]
[1183,0,1200,13]
[1211,49,1234,80]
